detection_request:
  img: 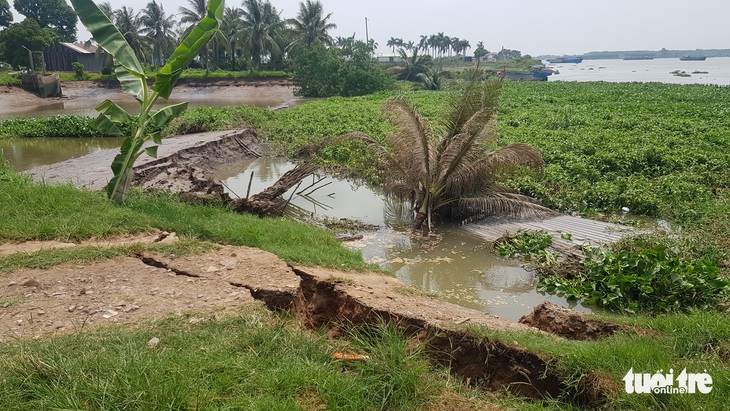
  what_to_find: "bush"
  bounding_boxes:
[289,42,394,97]
[71,61,86,79]
[538,241,730,313]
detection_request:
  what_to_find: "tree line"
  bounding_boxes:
[0,0,340,71]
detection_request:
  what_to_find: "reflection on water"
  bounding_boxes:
[0,137,125,171]
[222,157,592,321]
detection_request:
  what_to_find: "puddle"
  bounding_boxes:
[221,157,594,321]
[0,137,125,171]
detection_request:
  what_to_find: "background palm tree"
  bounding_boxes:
[114,6,148,63]
[140,0,176,66]
[288,0,336,48]
[219,6,245,69]
[343,80,550,231]
[240,0,285,69]
[386,36,402,53]
[396,46,430,81]
[178,0,210,69]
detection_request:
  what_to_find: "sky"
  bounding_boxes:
[9,0,730,56]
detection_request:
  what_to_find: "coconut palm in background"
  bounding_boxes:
[140,0,177,65]
[219,6,245,69]
[288,0,336,48]
[240,0,285,69]
[344,80,550,231]
[114,6,148,62]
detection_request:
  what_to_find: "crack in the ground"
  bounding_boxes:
[136,254,203,278]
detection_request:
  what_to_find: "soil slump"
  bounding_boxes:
[519,301,639,340]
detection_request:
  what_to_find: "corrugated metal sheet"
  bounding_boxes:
[461,215,642,255]
[59,42,94,54]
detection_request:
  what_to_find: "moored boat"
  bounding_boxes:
[679,56,707,61]
[548,56,583,64]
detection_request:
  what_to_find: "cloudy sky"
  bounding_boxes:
[11,0,730,56]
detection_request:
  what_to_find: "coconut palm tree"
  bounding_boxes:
[240,0,286,69]
[219,6,245,69]
[386,36,402,53]
[342,80,550,232]
[140,0,176,66]
[114,6,148,63]
[288,0,336,48]
[396,46,430,81]
[178,0,210,68]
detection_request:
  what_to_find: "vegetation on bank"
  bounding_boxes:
[0,163,370,271]
[2,81,728,261]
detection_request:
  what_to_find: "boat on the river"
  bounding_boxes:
[679,56,707,61]
[547,56,583,64]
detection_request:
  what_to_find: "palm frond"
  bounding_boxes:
[479,143,545,175]
[457,194,556,223]
[382,96,436,185]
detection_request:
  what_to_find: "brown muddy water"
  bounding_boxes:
[0,137,125,171]
[0,83,303,120]
[219,158,592,321]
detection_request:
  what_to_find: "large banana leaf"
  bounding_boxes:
[153,0,223,99]
[69,0,146,103]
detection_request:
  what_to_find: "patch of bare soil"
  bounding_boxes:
[0,245,293,341]
[518,301,642,340]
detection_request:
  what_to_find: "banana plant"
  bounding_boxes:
[70,0,224,202]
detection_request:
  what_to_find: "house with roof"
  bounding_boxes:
[45,42,105,72]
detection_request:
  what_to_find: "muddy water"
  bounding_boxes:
[220,158,591,321]
[1,83,302,120]
[0,137,125,171]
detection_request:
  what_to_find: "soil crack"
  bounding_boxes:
[136,254,203,278]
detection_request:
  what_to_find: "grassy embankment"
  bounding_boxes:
[1,81,730,409]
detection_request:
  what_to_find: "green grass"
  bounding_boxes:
[0,308,439,410]
[0,164,371,271]
[469,310,730,410]
[0,72,21,86]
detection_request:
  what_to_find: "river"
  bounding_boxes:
[547,57,730,85]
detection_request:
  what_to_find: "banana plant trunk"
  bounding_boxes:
[112,167,135,203]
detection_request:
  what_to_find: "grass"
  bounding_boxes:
[0,307,440,410]
[468,310,730,410]
[0,164,372,271]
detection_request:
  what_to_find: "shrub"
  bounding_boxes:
[538,241,730,313]
[71,61,86,79]
[289,42,394,97]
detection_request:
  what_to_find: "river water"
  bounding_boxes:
[547,57,730,85]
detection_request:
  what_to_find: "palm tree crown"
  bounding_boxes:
[344,80,550,231]
[240,0,286,69]
[140,0,176,66]
[288,0,336,48]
